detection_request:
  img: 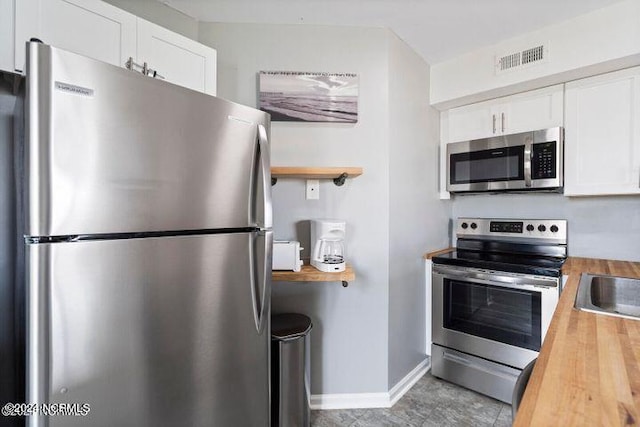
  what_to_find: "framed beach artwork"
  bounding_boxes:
[258,71,359,123]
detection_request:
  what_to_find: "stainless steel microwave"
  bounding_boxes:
[446,127,563,193]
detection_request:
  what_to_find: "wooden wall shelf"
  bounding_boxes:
[272,264,355,287]
[270,167,363,186]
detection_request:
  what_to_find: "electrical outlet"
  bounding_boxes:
[306,179,319,200]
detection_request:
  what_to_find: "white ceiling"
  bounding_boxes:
[159,0,626,64]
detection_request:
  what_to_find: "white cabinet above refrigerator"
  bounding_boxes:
[11,0,216,95]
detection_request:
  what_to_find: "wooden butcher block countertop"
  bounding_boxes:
[514,257,640,427]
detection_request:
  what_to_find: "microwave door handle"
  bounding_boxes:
[524,138,533,188]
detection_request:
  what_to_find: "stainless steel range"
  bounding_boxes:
[431,218,567,404]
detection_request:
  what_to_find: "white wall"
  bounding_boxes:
[198,22,392,394]
[431,0,640,109]
[387,33,448,386]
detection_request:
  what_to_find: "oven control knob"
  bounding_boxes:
[461,222,468,229]
[538,224,546,232]
[550,225,559,233]
[470,222,477,230]
[526,224,535,232]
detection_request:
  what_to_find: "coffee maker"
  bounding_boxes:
[310,219,346,272]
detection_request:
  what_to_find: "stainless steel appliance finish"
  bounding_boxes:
[456,217,567,244]
[512,358,536,419]
[13,43,273,426]
[271,314,312,427]
[446,127,563,193]
[432,264,558,368]
[431,345,521,404]
[29,233,271,427]
[26,43,271,237]
[575,273,640,320]
[431,217,567,404]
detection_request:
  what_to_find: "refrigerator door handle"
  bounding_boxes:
[251,230,272,334]
[259,230,272,334]
[256,124,273,229]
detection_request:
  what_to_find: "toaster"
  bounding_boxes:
[273,241,304,272]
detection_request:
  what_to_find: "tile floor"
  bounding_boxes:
[311,372,512,427]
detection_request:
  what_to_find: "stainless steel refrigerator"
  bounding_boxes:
[4,42,272,426]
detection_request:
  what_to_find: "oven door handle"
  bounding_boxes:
[433,265,558,289]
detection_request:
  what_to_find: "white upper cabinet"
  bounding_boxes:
[439,84,564,198]
[10,0,216,96]
[14,0,136,72]
[564,67,640,196]
[447,85,564,143]
[137,19,216,96]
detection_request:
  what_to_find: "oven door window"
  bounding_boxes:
[443,279,542,351]
[450,146,524,184]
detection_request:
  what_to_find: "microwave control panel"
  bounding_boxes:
[532,142,556,179]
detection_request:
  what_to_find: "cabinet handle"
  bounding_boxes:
[149,69,165,80]
[124,57,165,80]
[501,112,505,133]
[492,114,496,134]
[125,57,142,72]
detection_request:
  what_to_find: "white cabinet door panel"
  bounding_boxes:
[15,0,136,72]
[565,68,640,196]
[447,101,496,143]
[137,19,216,96]
[505,85,564,135]
[447,85,563,143]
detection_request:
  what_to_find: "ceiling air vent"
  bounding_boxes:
[496,43,548,75]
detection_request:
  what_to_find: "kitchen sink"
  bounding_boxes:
[575,274,640,320]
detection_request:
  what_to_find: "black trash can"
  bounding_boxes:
[271,313,313,427]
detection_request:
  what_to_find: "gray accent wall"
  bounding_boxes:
[451,193,640,261]
[198,22,449,394]
[198,22,391,395]
[387,34,449,387]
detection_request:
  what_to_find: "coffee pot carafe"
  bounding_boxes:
[310,220,346,272]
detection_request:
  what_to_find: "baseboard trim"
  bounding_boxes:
[388,357,431,406]
[309,392,390,410]
[310,358,431,410]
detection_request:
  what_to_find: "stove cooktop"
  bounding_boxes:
[432,249,566,278]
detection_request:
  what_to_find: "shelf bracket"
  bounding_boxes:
[333,173,349,186]
[271,177,278,186]
[342,281,348,287]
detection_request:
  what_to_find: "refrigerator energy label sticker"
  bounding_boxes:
[55,81,94,97]
[2,402,91,417]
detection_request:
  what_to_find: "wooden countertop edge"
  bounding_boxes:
[514,257,640,427]
[423,247,455,259]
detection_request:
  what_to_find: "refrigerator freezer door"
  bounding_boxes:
[27,233,270,427]
[24,43,271,237]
